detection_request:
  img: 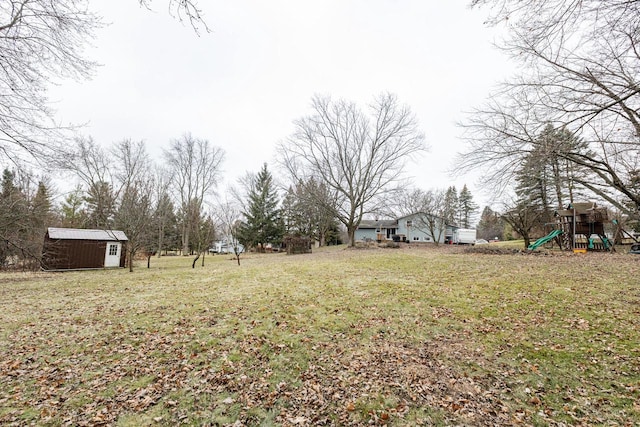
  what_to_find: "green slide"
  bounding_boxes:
[528,229,563,250]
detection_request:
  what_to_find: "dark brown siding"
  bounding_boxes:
[42,236,107,270]
[119,244,127,268]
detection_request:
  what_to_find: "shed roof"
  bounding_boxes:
[47,227,128,241]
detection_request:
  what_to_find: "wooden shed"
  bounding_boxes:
[42,227,128,270]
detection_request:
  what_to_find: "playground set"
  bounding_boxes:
[527,202,616,252]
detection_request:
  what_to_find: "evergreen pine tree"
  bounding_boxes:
[60,185,88,228]
[504,160,550,248]
[238,164,283,251]
[458,184,479,228]
[84,180,115,229]
[1,169,18,199]
[30,181,54,258]
[443,186,458,225]
[31,181,53,229]
[151,191,178,255]
[535,125,588,209]
[281,185,304,235]
[515,148,556,227]
[0,170,19,266]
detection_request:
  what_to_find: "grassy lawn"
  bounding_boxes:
[1,245,639,426]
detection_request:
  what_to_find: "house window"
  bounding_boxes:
[108,244,118,256]
[406,220,413,227]
[413,236,420,241]
[386,228,397,239]
[424,237,431,241]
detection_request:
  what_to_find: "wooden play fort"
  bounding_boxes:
[528,202,613,252]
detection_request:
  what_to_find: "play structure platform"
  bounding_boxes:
[528,202,613,252]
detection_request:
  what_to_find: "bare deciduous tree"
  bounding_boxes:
[278,93,426,246]
[139,0,209,33]
[163,133,224,255]
[0,0,99,165]
[395,188,448,245]
[460,0,640,214]
[112,140,154,272]
[61,137,112,188]
[501,199,545,249]
[214,195,244,265]
[60,137,118,228]
[61,138,156,270]
[1,1,208,166]
[191,212,215,268]
[282,178,337,247]
[152,167,174,258]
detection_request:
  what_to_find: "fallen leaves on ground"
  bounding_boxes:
[1,247,638,426]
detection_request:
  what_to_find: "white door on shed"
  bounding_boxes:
[104,242,122,267]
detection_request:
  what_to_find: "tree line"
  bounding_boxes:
[8,0,636,260]
[1,88,489,271]
[1,92,439,270]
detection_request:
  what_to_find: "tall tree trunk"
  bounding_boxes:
[348,226,356,247]
[566,160,575,205]
[551,159,564,209]
[157,223,164,258]
[182,220,190,255]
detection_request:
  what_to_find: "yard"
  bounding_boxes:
[0,245,639,426]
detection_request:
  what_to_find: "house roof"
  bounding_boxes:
[397,212,454,226]
[358,219,398,229]
[358,213,459,230]
[47,227,128,241]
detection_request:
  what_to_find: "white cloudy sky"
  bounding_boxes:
[50,0,513,208]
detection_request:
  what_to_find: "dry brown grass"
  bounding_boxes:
[1,245,639,426]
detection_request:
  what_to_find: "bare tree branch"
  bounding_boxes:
[278,93,427,246]
[0,0,100,165]
[139,0,209,34]
[163,133,224,254]
[459,0,640,214]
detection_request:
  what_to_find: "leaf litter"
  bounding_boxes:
[0,246,639,426]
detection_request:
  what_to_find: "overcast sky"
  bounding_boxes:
[49,0,513,209]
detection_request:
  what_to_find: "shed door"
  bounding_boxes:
[104,243,122,267]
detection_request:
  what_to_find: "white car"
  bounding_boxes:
[209,242,245,254]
